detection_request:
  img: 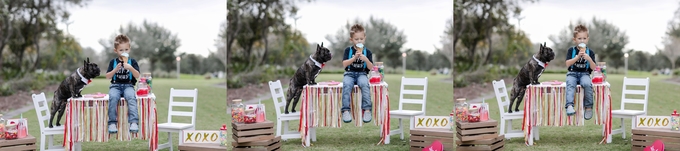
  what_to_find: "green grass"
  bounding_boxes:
[483,72,679,151]
[15,70,679,150]
[19,78,226,151]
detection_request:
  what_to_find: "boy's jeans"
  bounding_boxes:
[342,71,372,112]
[108,83,139,125]
[565,71,593,109]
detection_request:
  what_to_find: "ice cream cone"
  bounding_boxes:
[122,56,128,63]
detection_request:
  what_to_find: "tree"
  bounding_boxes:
[0,0,89,79]
[549,17,629,69]
[99,20,181,73]
[662,2,680,70]
[226,0,313,75]
[325,16,407,69]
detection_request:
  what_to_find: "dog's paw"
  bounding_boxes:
[291,109,296,113]
[56,123,61,127]
[49,125,54,128]
[507,110,513,113]
[515,109,520,112]
[284,111,289,114]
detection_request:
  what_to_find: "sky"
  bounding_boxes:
[514,0,679,54]
[286,0,454,54]
[56,0,225,57]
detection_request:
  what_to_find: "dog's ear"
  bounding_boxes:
[320,42,324,48]
[84,59,87,67]
[87,57,90,63]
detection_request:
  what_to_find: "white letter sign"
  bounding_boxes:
[635,116,671,129]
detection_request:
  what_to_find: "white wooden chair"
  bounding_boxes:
[492,80,538,140]
[157,88,198,151]
[268,80,316,141]
[388,77,428,142]
[32,92,81,151]
[611,77,650,139]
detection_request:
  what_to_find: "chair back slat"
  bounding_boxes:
[492,80,511,113]
[398,77,428,113]
[269,80,287,115]
[167,88,198,125]
[620,77,650,112]
[32,92,51,130]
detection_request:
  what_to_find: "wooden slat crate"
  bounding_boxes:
[232,121,276,143]
[456,134,505,151]
[456,120,498,142]
[409,128,454,151]
[632,128,680,151]
[232,136,282,151]
[178,143,227,151]
[0,135,36,151]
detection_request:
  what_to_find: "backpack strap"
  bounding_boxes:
[113,58,133,81]
[571,47,590,69]
[347,47,367,69]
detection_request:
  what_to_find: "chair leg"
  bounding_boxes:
[399,118,404,140]
[168,132,174,151]
[276,119,283,137]
[499,118,506,135]
[311,128,317,142]
[533,127,540,140]
[621,118,626,139]
[49,135,54,148]
[40,134,46,151]
[284,121,290,134]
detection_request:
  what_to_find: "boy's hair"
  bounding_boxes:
[349,24,365,38]
[114,34,130,50]
[572,24,588,38]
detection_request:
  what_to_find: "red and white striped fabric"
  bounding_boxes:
[65,94,158,151]
[522,83,612,145]
[299,83,390,147]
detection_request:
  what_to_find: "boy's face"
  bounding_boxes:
[572,32,589,45]
[350,31,366,46]
[115,42,131,57]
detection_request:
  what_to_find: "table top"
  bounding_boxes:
[303,82,388,88]
[69,93,156,101]
[528,81,610,88]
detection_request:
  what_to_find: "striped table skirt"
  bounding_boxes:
[299,82,390,147]
[65,94,158,151]
[522,82,612,146]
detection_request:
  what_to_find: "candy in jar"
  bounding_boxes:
[467,105,481,123]
[4,123,17,140]
[454,98,469,122]
[231,99,245,124]
[219,124,228,146]
[672,110,680,131]
[244,109,256,124]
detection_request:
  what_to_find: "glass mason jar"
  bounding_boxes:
[454,98,469,122]
[468,105,481,123]
[672,110,680,131]
[231,99,245,124]
[4,123,17,140]
[244,109,256,124]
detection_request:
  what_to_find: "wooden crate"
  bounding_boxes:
[232,136,282,151]
[456,120,498,142]
[632,128,680,151]
[409,128,454,151]
[0,135,36,151]
[178,143,227,151]
[456,134,505,151]
[232,121,276,143]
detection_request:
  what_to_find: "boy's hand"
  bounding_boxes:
[115,63,123,70]
[359,55,369,62]
[582,53,593,61]
[123,63,133,70]
[578,51,586,58]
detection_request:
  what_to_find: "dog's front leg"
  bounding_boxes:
[55,102,66,126]
[306,68,317,85]
[290,88,303,113]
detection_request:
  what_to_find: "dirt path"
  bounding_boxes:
[0,84,60,118]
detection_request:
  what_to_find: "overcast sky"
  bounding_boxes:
[286,0,454,53]
[56,0,225,57]
[515,0,679,54]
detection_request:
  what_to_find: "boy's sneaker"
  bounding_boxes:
[584,108,593,120]
[130,123,139,133]
[342,111,352,123]
[566,105,576,116]
[363,110,372,123]
[108,124,118,133]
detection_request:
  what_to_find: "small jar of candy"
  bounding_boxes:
[219,124,228,146]
[231,99,245,124]
[454,98,469,122]
[468,105,481,123]
[672,110,679,131]
[244,109,256,124]
[4,123,17,140]
[449,113,455,131]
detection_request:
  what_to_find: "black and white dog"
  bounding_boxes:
[284,43,332,114]
[507,43,555,113]
[49,58,101,128]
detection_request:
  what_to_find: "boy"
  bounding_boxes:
[341,24,374,123]
[105,34,141,133]
[565,24,597,120]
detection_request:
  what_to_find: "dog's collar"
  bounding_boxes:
[309,55,325,68]
[533,55,547,68]
[76,68,92,85]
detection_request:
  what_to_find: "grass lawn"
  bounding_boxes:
[19,75,227,151]
[15,70,679,150]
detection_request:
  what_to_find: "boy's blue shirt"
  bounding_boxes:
[342,46,374,74]
[107,58,140,86]
[565,46,597,74]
